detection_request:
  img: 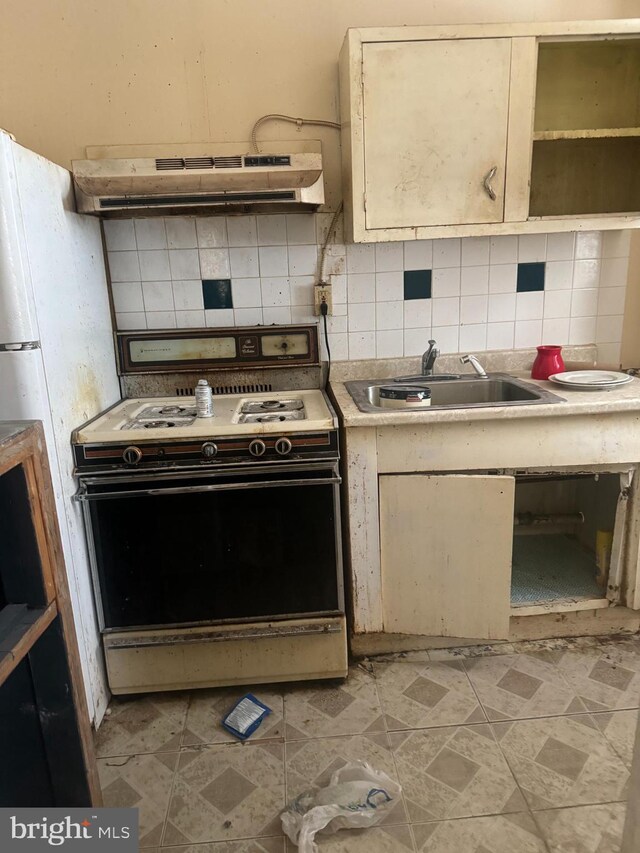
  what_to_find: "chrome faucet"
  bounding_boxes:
[421,340,440,376]
[460,353,488,378]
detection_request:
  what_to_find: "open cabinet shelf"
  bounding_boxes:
[533,127,640,141]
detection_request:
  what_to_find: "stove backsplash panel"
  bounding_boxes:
[104,215,631,365]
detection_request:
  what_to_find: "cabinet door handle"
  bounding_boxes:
[483,166,498,201]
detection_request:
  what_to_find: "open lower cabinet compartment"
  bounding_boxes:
[510,470,628,616]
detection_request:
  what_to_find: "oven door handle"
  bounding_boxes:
[74,476,341,500]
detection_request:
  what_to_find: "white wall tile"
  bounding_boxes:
[324,246,346,277]
[348,332,376,360]
[596,315,624,343]
[376,300,403,330]
[134,218,167,250]
[115,312,147,330]
[571,288,598,318]
[291,306,316,324]
[460,265,489,295]
[234,307,263,326]
[326,333,349,360]
[261,277,290,307]
[262,306,292,324]
[404,298,431,329]
[200,248,231,278]
[545,260,573,290]
[546,232,575,261]
[597,286,626,316]
[376,330,404,358]
[432,297,460,327]
[175,309,206,327]
[226,216,257,247]
[569,316,597,344]
[103,220,136,251]
[331,274,347,304]
[229,247,259,278]
[286,214,316,245]
[139,250,171,281]
[146,311,177,329]
[518,234,546,262]
[290,275,315,306]
[231,278,261,308]
[347,273,375,304]
[488,293,516,323]
[542,318,570,345]
[172,280,204,311]
[459,323,487,351]
[514,319,543,348]
[196,217,228,248]
[165,217,197,249]
[375,271,404,302]
[489,235,518,265]
[600,257,629,287]
[461,236,490,267]
[573,259,601,289]
[257,215,286,246]
[205,308,235,327]
[432,238,460,268]
[543,290,571,319]
[431,325,459,353]
[288,245,318,276]
[487,322,514,350]
[597,342,621,364]
[375,242,404,272]
[516,291,544,321]
[574,231,602,259]
[432,267,460,298]
[346,243,375,274]
[169,249,200,280]
[404,328,431,357]
[326,313,348,334]
[404,240,433,270]
[111,281,144,313]
[460,295,488,324]
[489,264,517,293]
[258,246,288,277]
[108,251,141,282]
[349,302,376,332]
[602,230,631,259]
[142,281,174,311]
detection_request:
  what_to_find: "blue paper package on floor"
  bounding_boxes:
[222,693,272,740]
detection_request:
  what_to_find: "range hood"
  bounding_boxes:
[71,150,324,215]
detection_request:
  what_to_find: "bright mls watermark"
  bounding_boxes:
[0,809,138,851]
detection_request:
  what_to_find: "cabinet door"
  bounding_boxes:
[362,38,511,229]
[380,474,514,639]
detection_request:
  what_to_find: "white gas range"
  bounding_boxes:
[72,325,347,695]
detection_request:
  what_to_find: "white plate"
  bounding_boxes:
[549,370,633,390]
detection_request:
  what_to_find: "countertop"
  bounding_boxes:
[330,370,640,428]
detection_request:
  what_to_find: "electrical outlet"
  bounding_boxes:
[314,284,333,316]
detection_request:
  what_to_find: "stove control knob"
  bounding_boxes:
[202,441,218,459]
[123,446,143,465]
[275,437,293,456]
[249,439,267,457]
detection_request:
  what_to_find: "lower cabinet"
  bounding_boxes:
[379,474,515,640]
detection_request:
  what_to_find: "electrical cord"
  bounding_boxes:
[320,300,331,386]
[250,114,341,153]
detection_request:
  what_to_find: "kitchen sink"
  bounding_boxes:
[345,373,564,413]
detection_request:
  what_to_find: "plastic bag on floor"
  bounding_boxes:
[281,761,402,852]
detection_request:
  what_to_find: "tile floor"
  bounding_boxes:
[95,635,639,852]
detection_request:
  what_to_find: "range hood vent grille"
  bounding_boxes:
[155,156,243,171]
[99,190,297,208]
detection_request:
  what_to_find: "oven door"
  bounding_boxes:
[76,462,343,631]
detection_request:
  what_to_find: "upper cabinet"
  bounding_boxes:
[339,21,640,242]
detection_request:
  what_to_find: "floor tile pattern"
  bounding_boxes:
[96,636,640,852]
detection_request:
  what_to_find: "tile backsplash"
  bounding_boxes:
[104,214,631,364]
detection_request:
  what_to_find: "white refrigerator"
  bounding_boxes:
[0,129,121,724]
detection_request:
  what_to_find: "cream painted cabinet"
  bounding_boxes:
[362,39,511,229]
[379,473,515,639]
[339,21,640,241]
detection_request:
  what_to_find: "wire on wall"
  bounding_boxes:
[250,114,341,154]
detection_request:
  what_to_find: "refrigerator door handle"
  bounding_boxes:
[0,341,40,351]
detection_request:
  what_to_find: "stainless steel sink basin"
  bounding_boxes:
[345,373,564,413]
